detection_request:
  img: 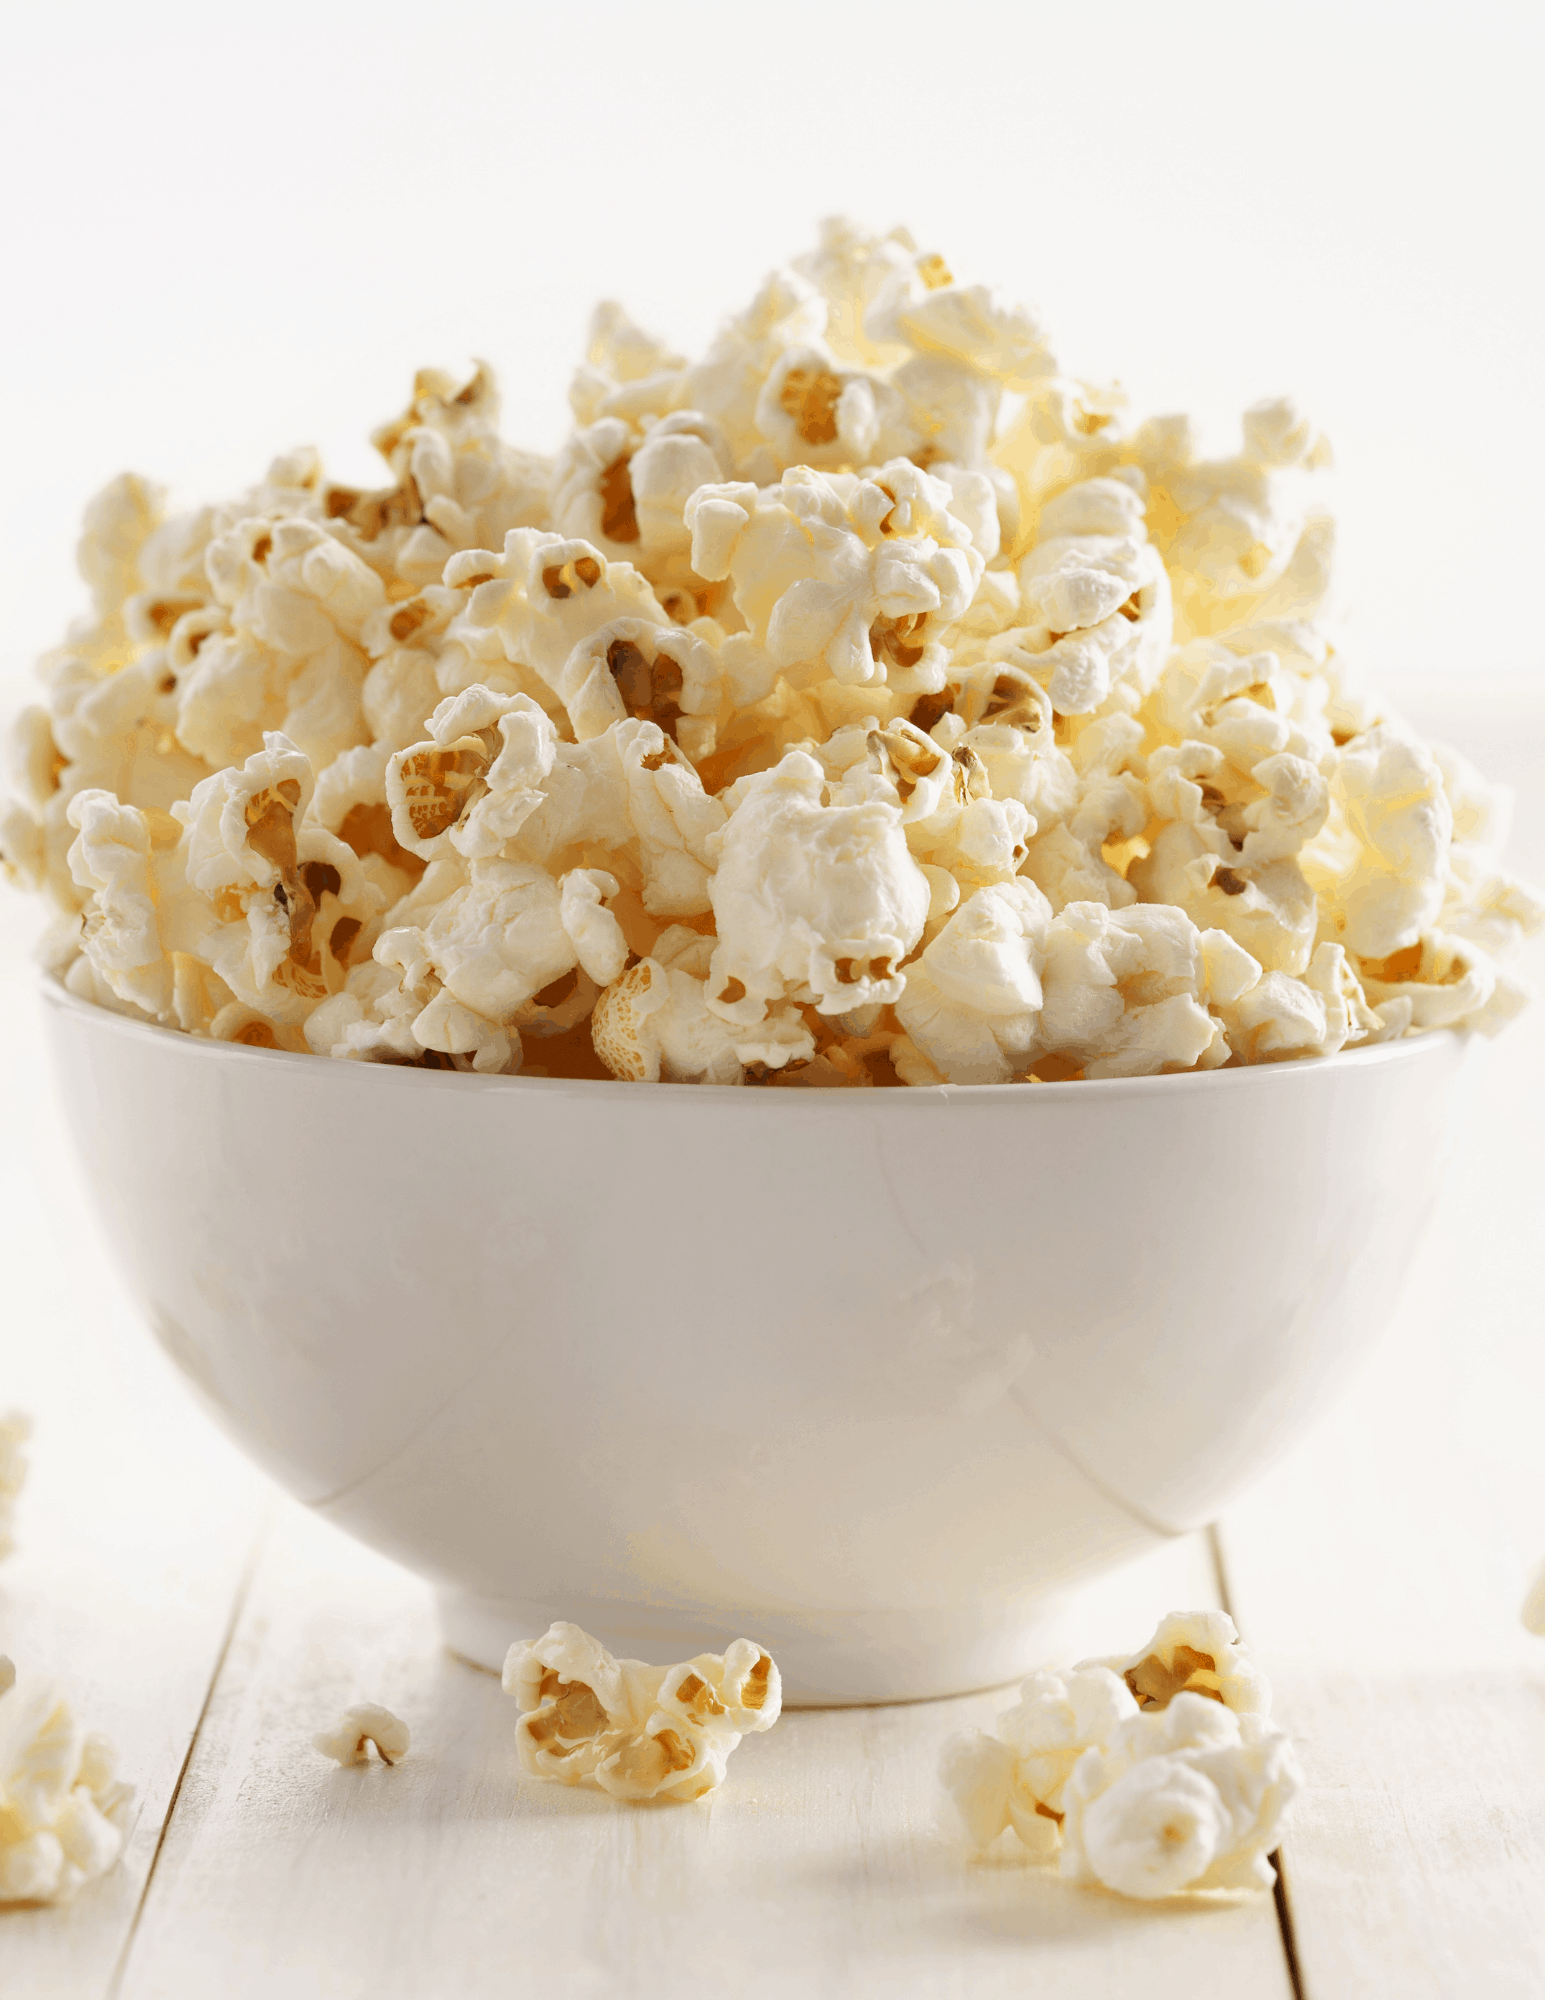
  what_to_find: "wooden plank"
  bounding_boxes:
[0,971,273,1999]
[115,1501,1293,1999]
[1217,949,1545,1996]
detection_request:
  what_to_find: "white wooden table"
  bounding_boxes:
[3,690,1543,1999]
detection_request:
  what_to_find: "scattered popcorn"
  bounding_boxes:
[312,1704,410,1767]
[503,1621,780,1803]
[939,1608,1298,1903]
[6,222,1539,1081]
[0,1671,133,1905]
[0,1412,28,1562]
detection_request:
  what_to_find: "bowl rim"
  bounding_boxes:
[38,971,1467,1109]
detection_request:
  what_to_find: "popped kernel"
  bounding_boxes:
[5,219,1537,1082]
[502,1622,779,1803]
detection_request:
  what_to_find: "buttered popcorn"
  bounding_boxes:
[5,219,1541,1082]
[502,1622,780,1802]
[939,1608,1299,1902]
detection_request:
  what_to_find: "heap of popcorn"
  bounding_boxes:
[4,219,1540,1085]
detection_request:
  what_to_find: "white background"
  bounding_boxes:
[0,0,1541,708]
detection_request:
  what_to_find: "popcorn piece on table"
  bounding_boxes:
[0,1411,29,1562]
[939,1608,1297,1902]
[1522,1561,1545,1637]
[312,1704,410,1767]
[0,1671,134,1905]
[1059,1694,1301,1899]
[502,1621,780,1803]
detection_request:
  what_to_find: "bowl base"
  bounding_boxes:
[436,1584,1097,1708]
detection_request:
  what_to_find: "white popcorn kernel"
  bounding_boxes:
[938,1729,1016,1851]
[706,749,930,1021]
[0,1674,133,1905]
[312,1704,410,1767]
[1059,1694,1301,1900]
[1305,723,1453,959]
[503,1623,779,1804]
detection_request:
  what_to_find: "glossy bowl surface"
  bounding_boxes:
[41,980,1471,1701]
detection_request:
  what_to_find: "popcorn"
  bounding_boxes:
[1060,1696,1300,1899]
[0,1412,29,1562]
[1523,1561,1545,1637]
[502,1622,780,1803]
[1088,1609,1271,1717]
[0,1672,133,1905]
[7,220,1538,1082]
[312,1704,410,1767]
[939,1609,1299,1905]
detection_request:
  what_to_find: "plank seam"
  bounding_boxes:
[1208,1521,1307,2000]
[104,1500,276,2000]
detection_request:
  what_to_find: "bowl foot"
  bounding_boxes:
[437,1585,1096,1708]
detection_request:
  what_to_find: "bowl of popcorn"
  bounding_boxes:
[10,220,1540,1703]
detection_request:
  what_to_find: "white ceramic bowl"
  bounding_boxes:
[41,979,1471,1702]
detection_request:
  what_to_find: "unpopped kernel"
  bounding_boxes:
[502,1621,780,1803]
[5,220,1540,1083]
[939,1607,1299,1901]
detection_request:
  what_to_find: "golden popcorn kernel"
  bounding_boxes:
[908,687,956,735]
[142,808,183,850]
[673,1672,726,1723]
[654,1727,694,1773]
[398,745,489,841]
[533,967,580,1010]
[1025,1053,1085,1082]
[143,596,202,635]
[233,1020,278,1048]
[951,744,990,801]
[599,454,640,543]
[1363,942,1423,982]
[917,252,954,290]
[1214,867,1248,897]
[1125,1646,1223,1711]
[1071,401,1115,437]
[328,916,362,965]
[1239,540,1274,580]
[871,616,927,670]
[741,1655,773,1709]
[574,556,602,588]
[245,784,301,874]
[542,564,572,599]
[527,1679,609,1746]
[718,977,747,1004]
[1034,1800,1065,1824]
[251,533,273,564]
[389,599,432,643]
[301,860,341,901]
[778,365,843,446]
[1117,593,1142,623]
[337,801,425,880]
[607,638,682,737]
